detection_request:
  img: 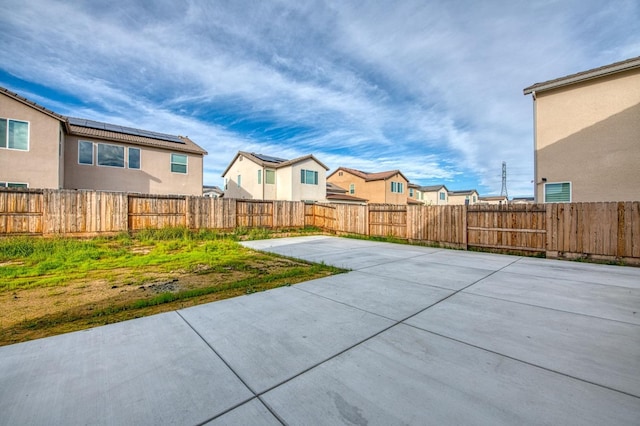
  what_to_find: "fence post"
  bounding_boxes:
[617,201,625,259]
[462,204,468,250]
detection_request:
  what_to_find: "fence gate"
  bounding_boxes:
[368,204,407,238]
[466,204,546,253]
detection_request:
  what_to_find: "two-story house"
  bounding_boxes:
[327,167,409,204]
[523,56,640,202]
[221,151,329,201]
[0,86,207,195]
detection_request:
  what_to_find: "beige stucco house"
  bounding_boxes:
[221,151,329,201]
[447,189,480,205]
[327,167,409,204]
[478,195,508,205]
[0,86,207,195]
[418,184,450,205]
[523,56,640,202]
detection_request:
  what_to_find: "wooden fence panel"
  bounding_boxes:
[466,204,546,253]
[236,200,273,228]
[128,194,185,231]
[335,204,367,235]
[312,204,336,230]
[273,201,305,228]
[368,204,406,238]
[0,189,43,234]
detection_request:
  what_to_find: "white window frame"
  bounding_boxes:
[257,169,262,185]
[544,181,572,203]
[265,169,276,185]
[349,184,355,195]
[300,169,318,185]
[0,181,29,188]
[128,147,141,170]
[171,153,188,174]
[78,140,94,165]
[391,181,404,193]
[97,143,125,168]
[0,118,30,151]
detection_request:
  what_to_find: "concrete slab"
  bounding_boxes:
[466,270,640,325]
[360,257,498,291]
[296,271,454,320]
[419,249,521,271]
[406,293,640,397]
[179,286,394,394]
[302,248,408,270]
[204,399,281,425]
[503,257,640,289]
[0,312,253,426]
[263,324,640,425]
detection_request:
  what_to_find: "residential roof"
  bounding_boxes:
[203,185,223,194]
[479,196,507,201]
[419,184,449,192]
[326,193,368,202]
[68,119,207,155]
[222,151,330,177]
[407,198,423,205]
[1,86,207,155]
[326,182,348,194]
[448,189,478,196]
[0,86,67,123]
[328,167,409,182]
[523,56,640,95]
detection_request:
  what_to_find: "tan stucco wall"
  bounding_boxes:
[448,192,479,205]
[328,171,408,204]
[423,189,448,205]
[0,94,63,189]
[290,159,327,202]
[222,155,262,199]
[533,68,640,202]
[64,135,203,195]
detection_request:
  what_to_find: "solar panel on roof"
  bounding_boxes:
[67,117,185,144]
[253,153,287,163]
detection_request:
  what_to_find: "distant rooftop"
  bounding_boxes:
[68,117,185,145]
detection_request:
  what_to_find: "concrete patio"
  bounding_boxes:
[1,236,639,425]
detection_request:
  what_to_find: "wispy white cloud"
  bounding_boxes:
[1,0,638,196]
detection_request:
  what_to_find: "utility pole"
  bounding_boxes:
[500,161,508,200]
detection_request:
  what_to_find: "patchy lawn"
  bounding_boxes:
[0,228,343,346]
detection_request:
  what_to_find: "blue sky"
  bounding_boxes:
[1,1,638,197]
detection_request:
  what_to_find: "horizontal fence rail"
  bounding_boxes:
[0,188,638,264]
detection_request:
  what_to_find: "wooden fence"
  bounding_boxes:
[1,188,638,264]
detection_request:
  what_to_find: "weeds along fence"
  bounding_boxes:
[1,188,638,264]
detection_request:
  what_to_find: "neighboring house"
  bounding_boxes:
[221,151,329,202]
[511,197,535,204]
[523,56,640,202]
[325,182,367,204]
[448,189,479,205]
[0,86,207,195]
[419,185,450,205]
[327,167,409,204]
[478,195,508,205]
[203,185,224,198]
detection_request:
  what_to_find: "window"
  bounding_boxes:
[78,141,94,165]
[301,169,318,185]
[0,182,28,188]
[439,192,446,201]
[0,118,29,150]
[544,182,571,203]
[391,181,404,193]
[237,175,242,188]
[265,169,275,184]
[257,170,262,184]
[224,178,228,190]
[349,184,355,194]
[128,148,140,169]
[171,153,187,173]
[97,143,125,167]
[473,195,477,203]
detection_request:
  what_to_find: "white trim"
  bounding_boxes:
[543,181,572,203]
[0,117,30,151]
[96,142,126,168]
[78,140,94,165]
[170,153,188,174]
